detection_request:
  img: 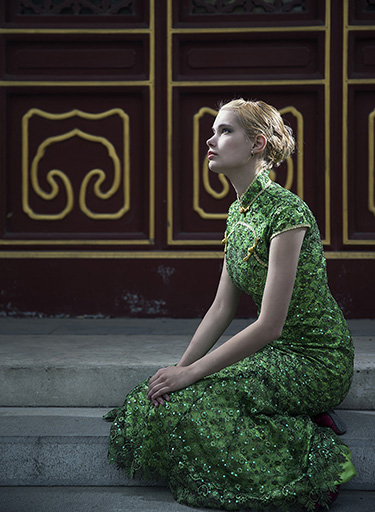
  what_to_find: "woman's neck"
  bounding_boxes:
[228,164,260,197]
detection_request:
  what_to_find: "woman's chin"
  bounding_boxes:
[208,163,224,174]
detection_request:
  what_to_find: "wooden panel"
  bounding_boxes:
[349,0,375,24]
[0,0,148,27]
[343,1,375,247]
[169,87,327,246]
[0,0,155,252]
[348,31,375,79]
[168,0,331,248]
[0,0,373,318]
[174,32,325,81]
[2,34,149,80]
[175,0,325,27]
[1,87,152,245]
[345,86,375,244]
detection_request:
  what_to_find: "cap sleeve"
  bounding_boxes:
[269,201,312,241]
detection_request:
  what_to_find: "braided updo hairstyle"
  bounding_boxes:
[219,98,295,169]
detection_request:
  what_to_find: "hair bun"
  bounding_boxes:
[219,99,295,169]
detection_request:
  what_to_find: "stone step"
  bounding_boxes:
[0,408,374,490]
[0,487,374,512]
[0,318,374,408]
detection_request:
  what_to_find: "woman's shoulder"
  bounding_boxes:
[261,182,317,239]
[265,181,313,217]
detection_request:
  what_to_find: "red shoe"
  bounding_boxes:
[328,487,340,505]
[312,411,347,435]
[304,486,340,510]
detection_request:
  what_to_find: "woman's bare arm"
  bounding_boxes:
[147,227,307,404]
[177,263,242,367]
[148,264,241,406]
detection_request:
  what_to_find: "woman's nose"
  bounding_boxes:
[206,135,215,147]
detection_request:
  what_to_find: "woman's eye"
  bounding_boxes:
[222,128,231,134]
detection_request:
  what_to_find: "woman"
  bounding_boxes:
[105,99,356,511]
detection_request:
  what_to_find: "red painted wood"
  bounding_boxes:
[0,0,373,318]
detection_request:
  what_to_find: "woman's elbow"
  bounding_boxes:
[257,318,284,342]
[271,324,283,340]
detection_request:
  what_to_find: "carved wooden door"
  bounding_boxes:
[0,0,374,317]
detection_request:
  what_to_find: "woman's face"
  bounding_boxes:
[206,109,253,175]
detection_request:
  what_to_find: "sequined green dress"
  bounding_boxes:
[105,170,356,511]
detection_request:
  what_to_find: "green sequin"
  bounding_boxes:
[105,170,356,511]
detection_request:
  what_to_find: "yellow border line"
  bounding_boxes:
[0,251,224,259]
[347,25,375,31]
[324,252,375,259]
[0,81,152,87]
[322,0,331,245]
[0,250,373,259]
[369,110,375,215]
[348,78,375,84]
[149,0,155,243]
[0,29,151,34]
[170,26,327,34]
[172,80,327,87]
[343,0,349,245]
[167,0,174,245]
[0,240,152,246]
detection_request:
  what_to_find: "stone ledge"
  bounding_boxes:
[0,317,373,336]
[0,335,373,408]
[0,408,374,490]
[0,487,374,512]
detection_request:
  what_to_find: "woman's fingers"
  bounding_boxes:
[147,382,168,402]
[151,393,171,407]
[147,366,191,406]
[147,371,172,405]
[147,377,167,400]
[147,368,173,400]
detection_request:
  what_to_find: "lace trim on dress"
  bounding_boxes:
[270,223,311,241]
[254,252,268,268]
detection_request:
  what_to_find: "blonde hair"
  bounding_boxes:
[219,98,295,169]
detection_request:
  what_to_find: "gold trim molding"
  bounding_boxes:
[0,250,373,260]
[368,109,375,216]
[22,108,130,221]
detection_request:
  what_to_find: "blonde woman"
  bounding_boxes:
[106,99,356,511]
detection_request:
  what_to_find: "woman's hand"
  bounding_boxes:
[147,366,196,407]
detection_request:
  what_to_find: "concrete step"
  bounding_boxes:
[0,488,374,512]
[0,318,374,408]
[0,408,374,490]
[0,317,373,337]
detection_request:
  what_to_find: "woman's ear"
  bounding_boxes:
[253,134,267,154]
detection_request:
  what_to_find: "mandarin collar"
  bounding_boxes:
[237,169,271,214]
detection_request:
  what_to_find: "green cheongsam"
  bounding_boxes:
[105,170,356,511]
